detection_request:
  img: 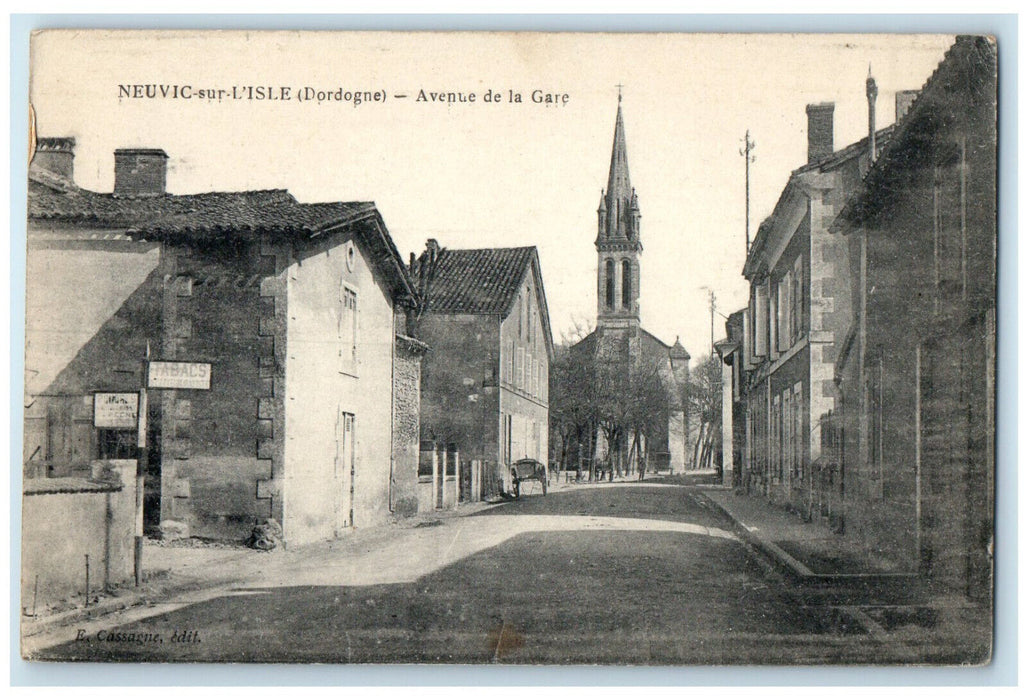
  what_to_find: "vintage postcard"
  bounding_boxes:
[20,30,996,664]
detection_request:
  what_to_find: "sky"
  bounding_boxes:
[28,31,955,361]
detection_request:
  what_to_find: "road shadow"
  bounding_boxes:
[33,529,905,664]
[471,482,734,531]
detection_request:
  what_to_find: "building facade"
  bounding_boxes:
[832,36,996,598]
[738,81,894,522]
[412,241,553,499]
[24,139,423,548]
[714,309,746,488]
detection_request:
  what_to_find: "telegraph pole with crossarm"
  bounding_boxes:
[740,130,756,258]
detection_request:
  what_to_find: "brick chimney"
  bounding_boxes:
[114,148,168,197]
[31,137,75,181]
[895,90,919,122]
[806,102,835,164]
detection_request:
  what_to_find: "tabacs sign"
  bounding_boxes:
[147,361,212,390]
[94,393,139,429]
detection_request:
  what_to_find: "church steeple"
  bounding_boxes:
[598,98,640,242]
[595,93,642,329]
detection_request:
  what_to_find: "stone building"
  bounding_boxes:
[714,309,746,488]
[570,97,690,474]
[738,74,898,520]
[831,36,996,599]
[411,241,553,502]
[24,139,424,548]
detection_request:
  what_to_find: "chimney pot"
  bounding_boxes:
[805,102,835,164]
[114,148,168,197]
[31,137,76,182]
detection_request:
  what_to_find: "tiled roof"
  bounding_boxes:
[28,176,374,238]
[421,247,537,315]
[27,172,417,300]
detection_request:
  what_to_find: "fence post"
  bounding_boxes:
[452,449,460,508]
[432,445,440,509]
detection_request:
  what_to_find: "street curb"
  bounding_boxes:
[695,490,921,589]
[20,505,495,641]
[20,573,249,641]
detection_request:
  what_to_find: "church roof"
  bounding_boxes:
[670,336,691,360]
[571,326,690,362]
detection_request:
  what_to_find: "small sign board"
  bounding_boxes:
[147,361,212,390]
[94,392,139,429]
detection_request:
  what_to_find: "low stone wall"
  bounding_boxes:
[21,460,138,612]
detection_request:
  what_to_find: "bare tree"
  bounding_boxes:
[548,341,596,478]
[683,354,723,473]
[406,241,444,337]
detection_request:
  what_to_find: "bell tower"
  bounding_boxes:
[596,91,642,330]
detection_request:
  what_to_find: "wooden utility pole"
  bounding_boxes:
[135,341,150,587]
[740,130,756,257]
[708,289,717,357]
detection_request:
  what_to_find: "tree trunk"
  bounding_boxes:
[592,423,600,483]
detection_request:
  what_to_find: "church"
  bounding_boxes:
[570,96,691,474]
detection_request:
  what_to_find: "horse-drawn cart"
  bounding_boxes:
[510,458,547,499]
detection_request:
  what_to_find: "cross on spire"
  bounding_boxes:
[615,83,624,102]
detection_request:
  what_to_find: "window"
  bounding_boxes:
[336,411,355,479]
[754,282,769,356]
[526,288,532,343]
[418,440,435,479]
[792,382,803,481]
[790,257,803,344]
[518,296,523,338]
[339,285,358,375]
[778,271,791,351]
[97,429,137,460]
[622,260,632,308]
[782,390,791,482]
[517,347,525,389]
[605,259,615,309]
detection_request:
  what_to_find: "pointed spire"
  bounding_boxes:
[607,102,632,205]
[597,189,607,212]
[603,96,634,240]
[670,336,690,360]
